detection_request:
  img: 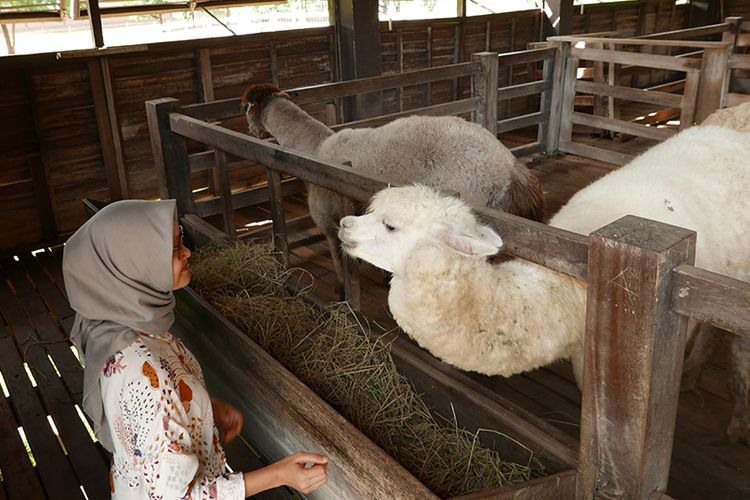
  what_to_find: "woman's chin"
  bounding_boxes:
[173,271,191,291]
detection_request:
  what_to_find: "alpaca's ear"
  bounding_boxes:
[435,223,503,256]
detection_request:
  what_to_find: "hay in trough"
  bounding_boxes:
[190,241,543,498]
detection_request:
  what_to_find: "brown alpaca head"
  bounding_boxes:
[240,83,290,138]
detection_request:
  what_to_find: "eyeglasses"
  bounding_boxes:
[173,225,184,252]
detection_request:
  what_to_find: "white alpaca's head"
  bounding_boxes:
[339,185,503,274]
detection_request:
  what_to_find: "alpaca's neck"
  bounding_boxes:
[260,98,334,155]
[389,249,587,379]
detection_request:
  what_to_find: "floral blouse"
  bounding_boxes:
[100,332,245,499]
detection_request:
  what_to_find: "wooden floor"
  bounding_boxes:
[229,132,750,499]
[0,250,292,499]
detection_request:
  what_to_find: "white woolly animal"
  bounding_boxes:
[339,125,750,444]
[702,100,750,131]
[241,83,543,296]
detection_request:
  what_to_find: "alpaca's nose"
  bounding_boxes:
[340,216,354,229]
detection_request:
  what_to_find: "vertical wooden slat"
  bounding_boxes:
[472,52,498,135]
[87,0,104,48]
[591,43,605,118]
[577,215,695,499]
[426,26,432,107]
[265,168,288,267]
[195,48,224,201]
[537,52,555,150]
[546,41,568,153]
[452,24,461,101]
[214,149,235,236]
[558,53,579,148]
[145,98,193,215]
[607,45,617,123]
[696,45,732,123]
[87,59,123,201]
[100,57,129,198]
[197,48,215,102]
[678,68,700,130]
[720,17,742,107]
[269,41,279,86]
[397,27,403,112]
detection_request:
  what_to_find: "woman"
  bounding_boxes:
[63,199,328,499]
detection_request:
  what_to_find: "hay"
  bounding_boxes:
[190,241,544,498]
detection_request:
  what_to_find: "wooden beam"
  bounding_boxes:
[145,98,194,214]
[87,59,123,200]
[570,47,702,72]
[570,112,675,142]
[87,0,104,48]
[452,469,576,500]
[265,168,288,267]
[472,52,498,135]
[100,57,129,198]
[213,150,235,236]
[574,80,683,108]
[546,41,568,154]
[542,0,573,37]
[671,264,750,340]
[578,215,695,499]
[333,0,382,120]
[559,140,633,166]
[696,45,732,123]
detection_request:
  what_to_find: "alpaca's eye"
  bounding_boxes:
[384,221,396,232]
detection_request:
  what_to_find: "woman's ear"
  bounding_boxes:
[434,222,503,256]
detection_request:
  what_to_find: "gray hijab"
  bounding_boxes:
[63,199,177,452]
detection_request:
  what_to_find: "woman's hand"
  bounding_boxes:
[269,452,329,494]
[243,451,329,496]
[210,398,243,444]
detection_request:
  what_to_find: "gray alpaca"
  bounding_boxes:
[241,83,544,295]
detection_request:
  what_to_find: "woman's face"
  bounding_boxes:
[172,224,192,290]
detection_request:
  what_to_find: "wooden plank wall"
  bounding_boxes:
[727,0,750,19]
[380,10,541,117]
[0,28,336,257]
[571,0,688,37]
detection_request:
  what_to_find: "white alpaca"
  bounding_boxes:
[702,100,750,131]
[241,83,543,295]
[339,125,750,443]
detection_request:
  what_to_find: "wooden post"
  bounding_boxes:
[87,0,104,48]
[145,98,194,215]
[214,149,235,236]
[343,257,361,310]
[695,44,732,123]
[101,57,129,198]
[557,50,579,151]
[546,41,569,154]
[265,168,288,267]
[331,0,382,121]
[88,59,124,201]
[577,215,696,499]
[472,52,498,136]
[719,17,742,108]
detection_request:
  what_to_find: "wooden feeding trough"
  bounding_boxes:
[146,41,750,499]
